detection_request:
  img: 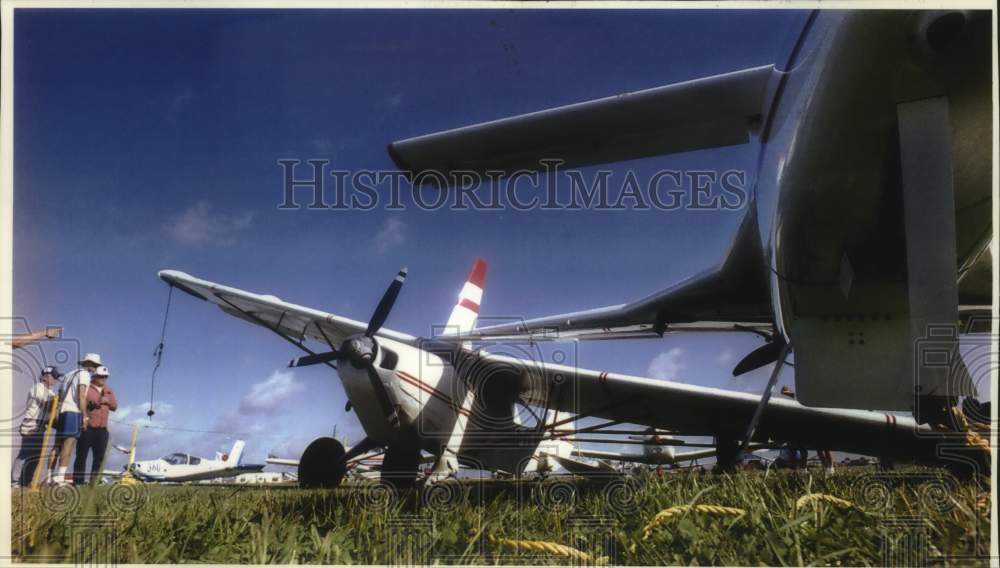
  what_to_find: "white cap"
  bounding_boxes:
[92,366,110,378]
[79,353,103,366]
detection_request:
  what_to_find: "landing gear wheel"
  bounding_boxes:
[298,437,347,489]
[381,444,421,490]
[713,437,741,473]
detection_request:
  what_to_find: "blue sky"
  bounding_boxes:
[11,8,865,469]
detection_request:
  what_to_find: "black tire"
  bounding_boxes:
[381,444,421,489]
[713,437,741,473]
[298,437,347,489]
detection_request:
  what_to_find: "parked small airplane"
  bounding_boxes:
[159,255,984,488]
[569,428,719,467]
[388,10,993,437]
[124,440,265,483]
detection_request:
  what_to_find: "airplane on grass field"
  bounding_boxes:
[567,428,721,468]
[159,254,983,489]
[109,440,266,483]
[389,10,993,444]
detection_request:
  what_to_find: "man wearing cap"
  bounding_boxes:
[74,366,117,485]
[15,366,60,487]
[52,353,101,485]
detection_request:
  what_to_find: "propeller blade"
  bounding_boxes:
[366,268,408,337]
[732,340,784,377]
[288,349,341,368]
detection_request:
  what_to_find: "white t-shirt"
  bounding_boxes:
[59,368,91,414]
[20,382,55,435]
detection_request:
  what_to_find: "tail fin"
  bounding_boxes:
[445,257,487,335]
[226,440,246,465]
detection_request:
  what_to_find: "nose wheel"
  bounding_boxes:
[298,437,347,489]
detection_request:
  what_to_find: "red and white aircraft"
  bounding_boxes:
[159,257,973,488]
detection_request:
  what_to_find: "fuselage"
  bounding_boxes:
[757,10,992,343]
[130,458,262,482]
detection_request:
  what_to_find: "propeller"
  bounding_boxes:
[288,268,408,429]
[366,268,407,337]
[289,350,341,368]
[732,338,785,377]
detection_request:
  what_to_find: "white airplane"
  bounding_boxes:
[158,254,980,488]
[569,428,720,467]
[125,440,265,483]
[524,416,719,476]
[387,11,993,443]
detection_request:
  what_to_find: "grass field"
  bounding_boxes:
[11,466,991,565]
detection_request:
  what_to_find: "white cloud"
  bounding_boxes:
[647,347,685,381]
[238,370,304,415]
[372,217,405,253]
[115,401,175,423]
[165,200,254,246]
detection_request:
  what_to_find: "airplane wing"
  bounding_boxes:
[437,209,773,347]
[573,447,718,465]
[158,270,419,349]
[266,457,300,467]
[476,350,951,464]
[389,65,779,179]
[543,453,618,476]
[98,469,127,478]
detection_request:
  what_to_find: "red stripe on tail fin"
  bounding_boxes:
[468,257,487,289]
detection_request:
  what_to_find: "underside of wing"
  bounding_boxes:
[475,350,947,463]
[158,270,418,349]
[389,65,779,180]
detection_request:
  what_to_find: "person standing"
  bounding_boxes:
[52,353,101,485]
[15,366,60,487]
[74,366,117,485]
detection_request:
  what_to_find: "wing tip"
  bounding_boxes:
[386,142,417,179]
[158,269,187,284]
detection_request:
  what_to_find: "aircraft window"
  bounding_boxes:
[163,453,189,465]
[189,456,201,465]
[379,347,399,370]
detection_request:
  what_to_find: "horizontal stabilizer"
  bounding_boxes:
[389,65,779,181]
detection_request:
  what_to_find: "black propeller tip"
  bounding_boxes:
[366,267,409,337]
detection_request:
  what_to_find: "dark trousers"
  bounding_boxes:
[74,427,109,485]
[16,432,46,487]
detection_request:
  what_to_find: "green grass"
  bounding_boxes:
[11,466,991,565]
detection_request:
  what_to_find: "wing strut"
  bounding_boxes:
[739,341,792,453]
[211,292,337,372]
